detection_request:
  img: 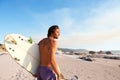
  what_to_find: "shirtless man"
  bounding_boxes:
[37,25,61,80]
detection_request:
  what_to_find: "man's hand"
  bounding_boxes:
[60,73,65,79]
[57,76,61,80]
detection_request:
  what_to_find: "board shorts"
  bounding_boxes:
[37,66,56,80]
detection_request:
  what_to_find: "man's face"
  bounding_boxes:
[53,28,60,39]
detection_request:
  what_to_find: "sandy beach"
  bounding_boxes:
[0,51,120,80]
[57,54,120,80]
[0,53,36,80]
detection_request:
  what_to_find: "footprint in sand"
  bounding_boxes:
[118,65,120,67]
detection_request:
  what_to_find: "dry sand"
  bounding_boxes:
[0,53,36,80]
[56,54,120,80]
[0,53,120,80]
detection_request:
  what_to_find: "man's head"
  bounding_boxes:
[47,25,60,39]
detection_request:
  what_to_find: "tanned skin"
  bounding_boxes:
[38,28,61,80]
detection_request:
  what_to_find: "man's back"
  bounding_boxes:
[38,38,56,68]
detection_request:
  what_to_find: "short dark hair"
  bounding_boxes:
[47,25,59,37]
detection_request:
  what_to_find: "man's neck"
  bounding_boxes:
[48,36,54,40]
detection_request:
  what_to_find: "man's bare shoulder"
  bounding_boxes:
[49,39,57,46]
[38,38,57,48]
[38,38,47,45]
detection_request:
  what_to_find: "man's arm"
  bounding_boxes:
[49,40,61,79]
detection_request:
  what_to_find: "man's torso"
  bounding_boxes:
[38,38,56,68]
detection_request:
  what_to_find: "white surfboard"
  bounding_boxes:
[4,34,40,75]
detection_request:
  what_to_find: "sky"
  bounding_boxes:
[0,0,120,51]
